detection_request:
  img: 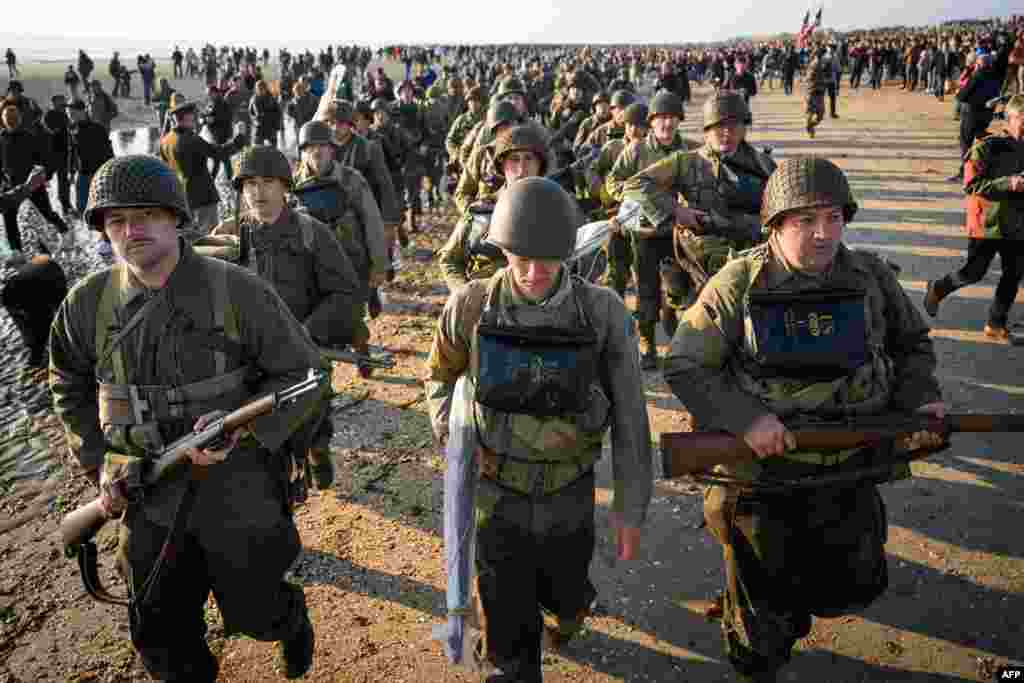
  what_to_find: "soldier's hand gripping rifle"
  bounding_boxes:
[59,369,325,557]
[659,413,1024,490]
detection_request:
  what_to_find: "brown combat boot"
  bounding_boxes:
[984,323,1010,341]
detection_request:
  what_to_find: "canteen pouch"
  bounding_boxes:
[747,288,868,380]
[473,301,599,417]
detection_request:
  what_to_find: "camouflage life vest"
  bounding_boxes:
[463,273,611,496]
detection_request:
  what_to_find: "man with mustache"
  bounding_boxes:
[49,155,326,681]
[662,157,946,682]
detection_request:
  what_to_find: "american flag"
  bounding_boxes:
[798,7,822,48]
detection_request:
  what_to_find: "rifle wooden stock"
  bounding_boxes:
[59,497,110,557]
[659,413,1024,480]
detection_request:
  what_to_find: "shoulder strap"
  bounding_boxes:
[95,266,166,384]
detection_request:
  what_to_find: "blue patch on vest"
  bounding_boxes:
[293,181,346,225]
[748,288,868,379]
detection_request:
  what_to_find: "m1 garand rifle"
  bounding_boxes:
[60,369,326,558]
[659,412,1024,491]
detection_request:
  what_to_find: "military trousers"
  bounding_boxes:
[631,233,673,324]
[707,468,888,679]
[475,473,598,683]
[116,503,306,681]
[604,230,634,298]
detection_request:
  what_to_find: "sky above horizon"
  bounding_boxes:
[15,0,1020,46]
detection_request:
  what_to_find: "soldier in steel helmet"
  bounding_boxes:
[317,98,402,242]
[622,90,774,369]
[584,89,635,150]
[663,157,946,683]
[438,122,553,292]
[426,177,653,682]
[369,97,412,248]
[210,145,362,491]
[572,91,611,155]
[446,86,485,166]
[588,101,649,299]
[605,90,699,369]
[453,99,524,214]
[445,85,485,192]
[459,77,530,169]
[49,154,326,681]
[393,79,429,235]
[292,119,390,363]
[803,48,831,138]
[157,94,246,238]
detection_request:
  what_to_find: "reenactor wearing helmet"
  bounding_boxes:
[803,49,830,138]
[663,157,946,683]
[394,79,429,234]
[426,177,653,683]
[622,91,774,369]
[421,77,463,211]
[548,72,598,168]
[292,120,390,360]
[50,155,326,681]
[446,86,485,164]
[605,90,700,369]
[588,102,649,299]
[157,94,246,238]
[459,76,531,166]
[369,97,411,247]
[318,98,401,234]
[438,122,553,292]
[584,89,634,150]
[445,85,485,192]
[211,145,363,491]
[572,91,611,154]
[453,100,524,215]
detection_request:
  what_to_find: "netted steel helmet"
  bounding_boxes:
[761,157,858,228]
[84,155,191,230]
[624,102,649,128]
[592,91,610,107]
[496,76,526,99]
[703,90,750,130]
[610,89,635,109]
[494,123,553,176]
[648,91,685,121]
[488,177,581,260]
[486,99,522,134]
[298,120,335,150]
[369,97,390,113]
[232,145,294,191]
